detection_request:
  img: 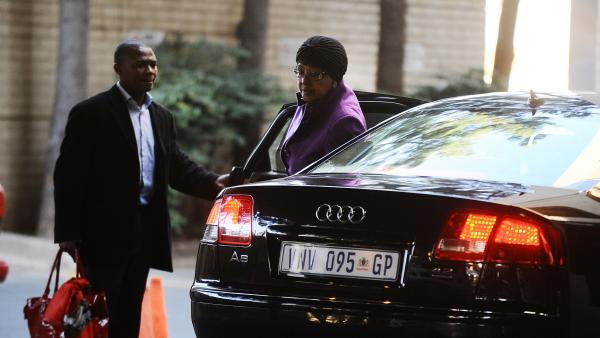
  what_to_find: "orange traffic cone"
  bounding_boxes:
[139,276,169,338]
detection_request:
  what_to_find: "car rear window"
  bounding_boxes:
[311,100,600,189]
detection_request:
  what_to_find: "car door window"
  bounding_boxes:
[268,118,292,173]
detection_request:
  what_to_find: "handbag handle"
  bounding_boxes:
[42,248,88,298]
[42,249,64,298]
[75,250,87,279]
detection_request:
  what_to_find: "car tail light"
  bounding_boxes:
[434,210,563,265]
[202,195,253,246]
[435,212,497,261]
[487,217,562,265]
[202,199,221,243]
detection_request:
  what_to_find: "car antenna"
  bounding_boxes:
[528,89,545,116]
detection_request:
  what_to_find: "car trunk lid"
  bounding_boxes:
[215,175,525,305]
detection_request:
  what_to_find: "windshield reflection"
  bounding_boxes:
[312,93,600,189]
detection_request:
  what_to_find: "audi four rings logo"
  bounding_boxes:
[315,204,366,224]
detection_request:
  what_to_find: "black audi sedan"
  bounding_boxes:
[190,92,600,338]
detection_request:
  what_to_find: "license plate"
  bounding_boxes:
[279,242,403,281]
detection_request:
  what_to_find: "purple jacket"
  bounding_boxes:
[282,80,366,174]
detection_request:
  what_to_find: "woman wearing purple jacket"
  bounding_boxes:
[281,35,367,175]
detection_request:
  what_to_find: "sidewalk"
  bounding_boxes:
[0,231,66,275]
[0,231,199,284]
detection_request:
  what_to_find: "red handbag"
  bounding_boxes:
[23,249,109,338]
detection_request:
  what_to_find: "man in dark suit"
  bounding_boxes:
[54,40,227,338]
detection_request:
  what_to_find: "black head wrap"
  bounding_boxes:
[296,36,347,82]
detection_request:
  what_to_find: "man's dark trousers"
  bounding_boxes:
[85,205,153,338]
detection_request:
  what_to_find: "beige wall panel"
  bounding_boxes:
[29,0,58,122]
[0,118,49,232]
[404,0,485,94]
[0,0,36,231]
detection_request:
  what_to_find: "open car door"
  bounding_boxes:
[228,92,426,185]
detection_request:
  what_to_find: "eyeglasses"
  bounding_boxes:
[293,66,326,81]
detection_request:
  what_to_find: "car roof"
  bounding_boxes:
[280,91,427,111]
[419,91,600,113]
[575,92,600,106]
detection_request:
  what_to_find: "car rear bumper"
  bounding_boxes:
[190,283,563,338]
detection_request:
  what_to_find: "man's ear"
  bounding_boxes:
[113,63,120,76]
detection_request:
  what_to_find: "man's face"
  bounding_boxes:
[114,46,158,98]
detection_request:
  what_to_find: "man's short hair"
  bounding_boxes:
[114,40,148,64]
